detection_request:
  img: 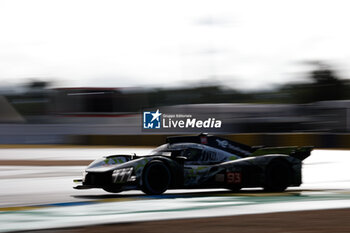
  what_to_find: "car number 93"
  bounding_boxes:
[226,172,242,184]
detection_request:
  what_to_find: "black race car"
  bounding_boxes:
[74,134,312,195]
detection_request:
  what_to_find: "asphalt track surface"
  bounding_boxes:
[1,147,350,232]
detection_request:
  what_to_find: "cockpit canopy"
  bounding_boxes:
[150,143,239,164]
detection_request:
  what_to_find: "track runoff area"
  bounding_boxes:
[0,148,350,232]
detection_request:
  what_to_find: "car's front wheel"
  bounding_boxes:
[141,160,171,195]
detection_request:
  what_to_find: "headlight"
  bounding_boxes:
[112,167,135,183]
[82,171,88,182]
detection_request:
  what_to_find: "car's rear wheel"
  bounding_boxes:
[264,159,292,192]
[141,160,171,195]
[228,185,242,193]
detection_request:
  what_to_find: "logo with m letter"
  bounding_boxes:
[143,109,162,129]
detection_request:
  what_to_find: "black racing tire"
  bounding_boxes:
[264,159,292,192]
[103,186,122,193]
[228,185,242,193]
[141,160,171,195]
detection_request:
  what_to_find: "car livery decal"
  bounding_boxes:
[184,165,224,187]
[133,158,152,178]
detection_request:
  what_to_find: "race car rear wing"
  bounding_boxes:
[166,134,254,157]
[291,146,313,161]
[251,146,313,161]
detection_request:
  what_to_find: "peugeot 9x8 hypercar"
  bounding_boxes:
[74,134,312,195]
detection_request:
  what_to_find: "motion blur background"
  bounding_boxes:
[1,0,350,147]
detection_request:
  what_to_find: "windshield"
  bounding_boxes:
[149,143,203,160]
[149,144,172,156]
